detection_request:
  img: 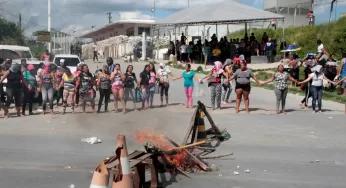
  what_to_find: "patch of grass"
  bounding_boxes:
[230,17,346,59]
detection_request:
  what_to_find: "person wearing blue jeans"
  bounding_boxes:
[299,65,334,113]
[310,85,323,112]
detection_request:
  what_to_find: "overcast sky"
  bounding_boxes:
[0,0,344,37]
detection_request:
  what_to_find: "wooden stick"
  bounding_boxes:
[200,152,234,159]
[170,140,207,150]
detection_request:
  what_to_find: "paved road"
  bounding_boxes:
[0,60,345,188]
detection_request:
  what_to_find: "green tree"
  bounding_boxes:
[0,18,24,45]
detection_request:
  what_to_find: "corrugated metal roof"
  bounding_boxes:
[156,0,285,26]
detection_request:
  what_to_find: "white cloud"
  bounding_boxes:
[0,0,241,38]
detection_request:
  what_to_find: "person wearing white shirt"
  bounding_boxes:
[316,40,324,58]
[180,43,188,63]
[299,65,334,113]
[157,63,175,106]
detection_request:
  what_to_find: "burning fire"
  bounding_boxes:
[134,130,200,172]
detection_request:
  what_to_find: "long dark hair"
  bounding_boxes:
[126,65,133,73]
[142,64,150,74]
[149,63,156,74]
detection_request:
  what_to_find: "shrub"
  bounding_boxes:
[196,66,204,72]
[230,17,346,59]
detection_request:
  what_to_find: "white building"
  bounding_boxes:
[264,0,313,27]
[80,20,155,41]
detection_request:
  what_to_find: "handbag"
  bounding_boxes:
[135,88,142,103]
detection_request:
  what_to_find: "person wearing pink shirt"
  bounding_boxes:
[147,63,157,108]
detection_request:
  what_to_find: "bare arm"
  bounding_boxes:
[262,75,275,85]
[169,72,175,79]
[323,75,334,83]
[299,76,312,84]
[251,75,262,85]
[110,72,115,81]
[337,59,344,76]
[335,76,346,85]
[201,70,213,80]
[97,74,102,86]
[287,74,298,83]
[0,70,9,83]
[75,76,80,89]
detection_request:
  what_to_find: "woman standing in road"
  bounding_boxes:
[300,54,315,109]
[96,65,112,113]
[173,64,200,108]
[0,63,30,118]
[22,64,37,116]
[261,65,298,114]
[299,65,334,113]
[76,64,96,113]
[138,65,150,110]
[229,61,262,113]
[58,68,76,114]
[200,61,229,110]
[157,63,175,106]
[222,59,233,104]
[38,63,56,115]
[124,65,138,111]
[74,63,83,107]
[110,64,126,113]
[147,63,157,108]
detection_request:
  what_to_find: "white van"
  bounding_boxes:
[0,45,42,97]
[0,45,37,61]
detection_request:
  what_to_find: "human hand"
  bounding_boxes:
[28,85,32,90]
[37,87,41,92]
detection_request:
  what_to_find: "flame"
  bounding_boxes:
[134,129,200,172]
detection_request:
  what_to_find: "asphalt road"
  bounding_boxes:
[0,59,345,188]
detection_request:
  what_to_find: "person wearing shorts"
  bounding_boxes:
[230,61,262,113]
[110,63,126,113]
[76,65,95,113]
[0,63,29,118]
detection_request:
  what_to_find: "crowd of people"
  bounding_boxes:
[168,32,280,66]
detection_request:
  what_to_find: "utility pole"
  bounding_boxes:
[106,12,112,24]
[48,0,51,52]
[329,0,337,23]
[18,14,22,30]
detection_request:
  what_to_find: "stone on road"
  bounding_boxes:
[0,60,345,188]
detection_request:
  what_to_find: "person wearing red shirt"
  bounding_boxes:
[40,50,50,62]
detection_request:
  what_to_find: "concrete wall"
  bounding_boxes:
[264,0,312,10]
[92,23,152,42]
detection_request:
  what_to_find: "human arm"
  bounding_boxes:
[251,74,262,86]
[335,76,346,85]
[75,76,80,91]
[323,75,335,84]
[58,77,64,90]
[261,75,275,85]
[110,72,115,81]
[298,74,313,84]
[169,72,175,80]
[200,70,213,81]
[173,73,183,81]
[97,74,102,87]
[337,59,344,76]
[287,74,298,84]
[0,70,9,83]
